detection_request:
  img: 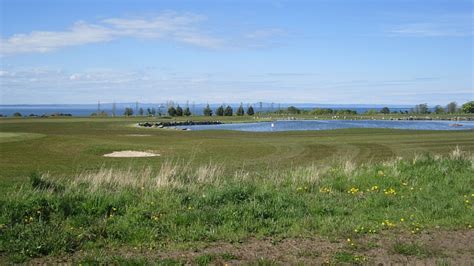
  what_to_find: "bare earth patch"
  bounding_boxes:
[103,150,160,157]
[29,230,474,264]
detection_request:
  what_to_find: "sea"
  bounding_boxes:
[0,103,415,117]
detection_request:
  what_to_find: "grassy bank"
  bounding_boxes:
[1,151,473,263]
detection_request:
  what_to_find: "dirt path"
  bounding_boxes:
[27,230,474,264]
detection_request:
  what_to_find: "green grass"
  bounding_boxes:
[332,251,366,263]
[1,116,473,192]
[0,153,473,262]
[0,132,46,143]
[392,241,435,257]
[0,117,473,262]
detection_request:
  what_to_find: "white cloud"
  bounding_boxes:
[389,22,473,37]
[245,28,285,39]
[1,22,113,55]
[0,12,224,56]
[0,11,284,56]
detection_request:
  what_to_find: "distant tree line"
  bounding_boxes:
[4,100,473,118]
[202,104,255,117]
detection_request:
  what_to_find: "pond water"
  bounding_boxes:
[177,120,474,132]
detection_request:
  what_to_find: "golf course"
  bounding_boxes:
[1,116,473,264]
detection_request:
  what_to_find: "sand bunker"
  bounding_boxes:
[103,150,160,158]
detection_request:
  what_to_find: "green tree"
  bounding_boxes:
[176,105,183,116]
[224,105,233,116]
[247,105,255,115]
[203,104,213,116]
[380,107,390,114]
[123,108,133,116]
[138,108,144,116]
[365,109,378,115]
[434,105,445,114]
[184,107,192,116]
[311,108,333,115]
[12,112,22,117]
[413,104,429,114]
[446,102,457,113]
[216,105,225,116]
[461,101,474,113]
[168,106,177,116]
[236,104,245,116]
[287,106,301,114]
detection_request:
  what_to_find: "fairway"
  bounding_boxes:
[1,117,473,188]
[0,132,46,144]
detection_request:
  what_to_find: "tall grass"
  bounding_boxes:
[1,150,473,262]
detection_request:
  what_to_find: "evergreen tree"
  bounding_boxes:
[216,105,225,116]
[224,105,233,116]
[168,106,177,116]
[176,105,183,116]
[236,104,245,116]
[203,104,213,116]
[184,107,191,116]
[151,108,156,116]
[139,108,144,116]
[287,106,301,114]
[247,105,255,115]
[124,107,134,116]
[380,107,390,114]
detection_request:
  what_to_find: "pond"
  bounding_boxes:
[176,120,474,132]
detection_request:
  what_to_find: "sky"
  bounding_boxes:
[0,0,472,105]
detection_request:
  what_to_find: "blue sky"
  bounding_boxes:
[0,0,472,105]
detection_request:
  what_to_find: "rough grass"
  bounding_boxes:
[0,151,472,263]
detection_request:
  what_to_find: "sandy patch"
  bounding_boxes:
[125,134,152,137]
[103,150,160,158]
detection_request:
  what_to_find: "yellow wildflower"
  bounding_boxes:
[384,188,397,195]
[347,187,359,195]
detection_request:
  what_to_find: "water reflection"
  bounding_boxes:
[176,120,474,132]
